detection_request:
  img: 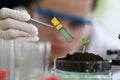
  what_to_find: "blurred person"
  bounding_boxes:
[34,0,120,59]
[0,0,120,69]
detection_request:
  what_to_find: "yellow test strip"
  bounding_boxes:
[56,24,63,30]
[51,17,60,26]
[51,17,63,30]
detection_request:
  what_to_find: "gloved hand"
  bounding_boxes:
[0,8,39,42]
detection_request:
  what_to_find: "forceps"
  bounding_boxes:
[27,19,54,28]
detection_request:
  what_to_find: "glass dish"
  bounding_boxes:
[53,59,112,80]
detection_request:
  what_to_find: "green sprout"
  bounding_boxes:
[82,38,89,53]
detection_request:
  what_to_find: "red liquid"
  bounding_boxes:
[0,70,6,80]
[46,76,60,80]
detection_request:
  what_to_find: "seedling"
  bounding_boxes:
[82,38,89,53]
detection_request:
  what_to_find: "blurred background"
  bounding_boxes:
[95,0,120,41]
[0,0,120,41]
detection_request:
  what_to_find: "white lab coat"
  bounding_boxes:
[86,23,120,57]
[86,23,120,75]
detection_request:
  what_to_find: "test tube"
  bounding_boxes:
[51,17,73,42]
[14,41,51,80]
[0,40,15,80]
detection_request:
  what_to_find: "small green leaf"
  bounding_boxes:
[82,38,89,53]
[82,38,89,46]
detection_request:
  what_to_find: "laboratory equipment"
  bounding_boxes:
[107,50,120,66]
[0,39,15,80]
[53,59,112,80]
[51,17,73,42]
[27,18,73,42]
[27,19,54,28]
[0,39,51,80]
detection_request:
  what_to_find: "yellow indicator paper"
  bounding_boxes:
[56,24,63,30]
[51,17,60,26]
[51,17,73,42]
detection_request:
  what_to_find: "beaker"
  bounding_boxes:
[14,41,51,80]
[0,40,51,80]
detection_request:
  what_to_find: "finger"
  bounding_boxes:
[2,29,38,39]
[0,7,31,21]
[11,36,39,42]
[20,10,28,14]
[0,18,38,34]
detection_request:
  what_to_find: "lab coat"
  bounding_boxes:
[86,23,120,57]
[86,23,120,74]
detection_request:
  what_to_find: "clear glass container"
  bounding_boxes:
[53,59,112,80]
[0,39,51,80]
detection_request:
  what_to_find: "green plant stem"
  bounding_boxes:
[82,46,86,53]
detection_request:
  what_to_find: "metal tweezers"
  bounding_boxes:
[27,19,54,28]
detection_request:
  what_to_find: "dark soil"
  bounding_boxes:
[57,52,104,61]
[55,52,111,72]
